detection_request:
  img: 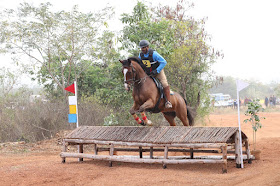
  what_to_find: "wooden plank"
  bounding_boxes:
[93,144,98,155]
[79,144,83,162]
[61,139,67,163]
[64,139,226,148]
[64,126,247,144]
[235,131,242,168]
[60,152,227,165]
[222,144,227,173]
[109,143,114,167]
[245,138,252,163]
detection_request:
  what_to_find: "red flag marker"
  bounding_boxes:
[64,83,75,94]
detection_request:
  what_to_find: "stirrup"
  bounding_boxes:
[165,101,172,108]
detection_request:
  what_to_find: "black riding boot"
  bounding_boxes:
[163,86,172,108]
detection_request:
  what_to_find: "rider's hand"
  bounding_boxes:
[151,70,158,76]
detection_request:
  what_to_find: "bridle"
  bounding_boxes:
[123,63,148,85]
[123,64,136,84]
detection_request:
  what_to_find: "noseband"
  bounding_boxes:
[123,64,136,84]
[123,63,148,85]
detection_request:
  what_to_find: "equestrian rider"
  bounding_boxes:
[138,40,172,109]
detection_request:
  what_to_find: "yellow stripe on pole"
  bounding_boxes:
[69,105,77,114]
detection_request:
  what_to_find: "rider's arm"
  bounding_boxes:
[153,51,167,73]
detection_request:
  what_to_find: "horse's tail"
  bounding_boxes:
[184,98,195,126]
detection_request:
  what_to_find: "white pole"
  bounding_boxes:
[74,81,82,161]
[74,81,79,128]
[237,89,244,168]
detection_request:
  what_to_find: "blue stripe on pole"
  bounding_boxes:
[68,114,77,123]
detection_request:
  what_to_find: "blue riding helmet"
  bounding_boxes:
[139,40,150,48]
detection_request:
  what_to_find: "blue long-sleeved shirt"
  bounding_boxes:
[138,49,167,73]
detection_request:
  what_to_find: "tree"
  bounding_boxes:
[244,99,265,150]
[121,1,222,118]
[121,2,175,56]
[0,2,113,99]
[0,67,18,99]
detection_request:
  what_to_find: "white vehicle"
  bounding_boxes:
[210,93,234,107]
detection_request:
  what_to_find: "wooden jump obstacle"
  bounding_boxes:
[60,126,251,173]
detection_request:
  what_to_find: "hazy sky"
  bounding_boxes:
[1,0,279,84]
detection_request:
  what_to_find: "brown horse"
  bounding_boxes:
[120,57,194,126]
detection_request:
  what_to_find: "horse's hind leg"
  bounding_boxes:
[176,110,190,126]
[163,112,176,126]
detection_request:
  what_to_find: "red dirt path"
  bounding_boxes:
[0,112,280,186]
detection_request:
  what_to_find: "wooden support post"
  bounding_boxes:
[62,140,66,163]
[235,131,242,168]
[139,146,143,158]
[245,139,252,164]
[93,144,98,155]
[109,144,114,167]
[190,148,194,159]
[222,144,228,173]
[163,146,168,169]
[150,147,153,159]
[79,144,83,162]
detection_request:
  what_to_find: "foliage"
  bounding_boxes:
[0,67,18,98]
[120,0,222,119]
[103,112,119,126]
[244,99,265,150]
[0,2,113,99]
[121,2,175,56]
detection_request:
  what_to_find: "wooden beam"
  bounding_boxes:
[60,152,226,165]
[139,146,143,158]
[150,147,153,159]
[109,144,114,167]
[93,144,98,155]
[79,144,83,162]
[235,131,242,168]
[61,140,66,163]
[64,139,225,148]
[222,144,227,173]
[97,147,234,154]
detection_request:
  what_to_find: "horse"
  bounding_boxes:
[119,57,194,126]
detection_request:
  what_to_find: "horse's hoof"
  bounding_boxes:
[139,121,146,126]
[146,120,153,126]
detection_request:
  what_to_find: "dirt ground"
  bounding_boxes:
[1,111,280,186]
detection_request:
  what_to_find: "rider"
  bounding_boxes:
[138,40,172,109]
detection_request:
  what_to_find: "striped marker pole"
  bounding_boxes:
[65,81,79,128]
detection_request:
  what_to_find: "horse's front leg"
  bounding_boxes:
[138,99,154,126]
[129,104,145,126]
[130,102,152,126]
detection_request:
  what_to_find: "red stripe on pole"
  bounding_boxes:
[64,83,75,94]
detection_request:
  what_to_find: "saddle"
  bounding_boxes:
[147,77,164,113]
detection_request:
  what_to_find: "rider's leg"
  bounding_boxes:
[163,86,172,108]
[157,69,172,108]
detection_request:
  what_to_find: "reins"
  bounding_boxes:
[124,63,149,85]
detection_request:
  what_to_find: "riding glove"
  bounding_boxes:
[151,70,158,76]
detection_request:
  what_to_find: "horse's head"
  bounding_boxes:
[119,59,136,91]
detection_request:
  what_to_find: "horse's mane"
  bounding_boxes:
[128,56,146,71]
[128,56,141,64]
